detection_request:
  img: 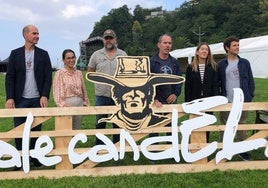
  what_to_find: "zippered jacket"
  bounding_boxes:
[150,53,182,103]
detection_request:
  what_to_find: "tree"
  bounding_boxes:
[222,1,260,38]
[129,20,144,55]
[255,0,268,35]
[173,36,193,49]
[89,5,133,50]
[84,1,267,58]
[133,5,146,23]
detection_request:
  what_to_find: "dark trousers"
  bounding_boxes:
[14,97,41,151]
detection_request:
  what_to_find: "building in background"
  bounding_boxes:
[79,36,103,70]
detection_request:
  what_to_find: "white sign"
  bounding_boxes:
[0,88,267,173]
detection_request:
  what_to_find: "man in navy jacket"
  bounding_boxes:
[150,34,182,107]
[150,34,182,138]
[218,36,255,161]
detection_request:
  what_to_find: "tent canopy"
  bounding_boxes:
[170,35,268,78]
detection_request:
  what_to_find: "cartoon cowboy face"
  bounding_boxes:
[122,89,146,114]
[86,56,185,131]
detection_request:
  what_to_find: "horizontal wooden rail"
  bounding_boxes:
[0,102,267,179]
[0,102,267,118]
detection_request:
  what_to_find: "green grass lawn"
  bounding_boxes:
[0,72,268,187]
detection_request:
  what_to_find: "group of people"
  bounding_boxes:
[5,24,255,169]
[185,37,254,161]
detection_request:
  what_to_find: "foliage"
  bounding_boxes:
[129,20,143,55]
[85,0,268,57]
[89,5,133,50]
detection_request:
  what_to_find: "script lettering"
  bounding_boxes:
[30,135,62,166]
[180,96,227,162]
[140,109,180,162]
[68,133,90,164]
[88,133,118,162]
[21,112,33,173]
[0,140,21,168]
[119,129,140,161]
[216,88,267,163]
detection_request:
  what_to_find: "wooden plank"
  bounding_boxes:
[207,102,268,112]
[55,116,73,170]
[0,102,267,118]
[1,124,267,139]
[189,114,208,164]
[1,160,268,180]
[247,130,268,140]
[1,117,51,143]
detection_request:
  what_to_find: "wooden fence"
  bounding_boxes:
[0,102,267,179]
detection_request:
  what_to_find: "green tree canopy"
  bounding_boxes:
[85,0,267,57]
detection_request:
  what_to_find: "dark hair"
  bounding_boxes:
[223,36,239,53]
[62,49,75,60]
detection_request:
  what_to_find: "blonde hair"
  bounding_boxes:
[190,42,217,72]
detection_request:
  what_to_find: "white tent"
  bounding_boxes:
[170,35,268,78]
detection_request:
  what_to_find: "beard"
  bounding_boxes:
[105,43,115,50]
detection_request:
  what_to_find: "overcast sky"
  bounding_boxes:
[0,0,185,68]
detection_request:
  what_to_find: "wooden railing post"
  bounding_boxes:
[55,116,73,170]
[189,114,208,163]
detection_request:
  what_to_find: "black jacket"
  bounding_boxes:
[185,64,219,102]
[5,46,52,103]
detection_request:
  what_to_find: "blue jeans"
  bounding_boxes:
[95,96,119,144]
[14,97,41,150]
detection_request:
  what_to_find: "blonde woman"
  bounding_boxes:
[185,42,218,102]
[184,42,219,142]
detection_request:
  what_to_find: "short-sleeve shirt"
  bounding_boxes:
[88,47,127,97]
